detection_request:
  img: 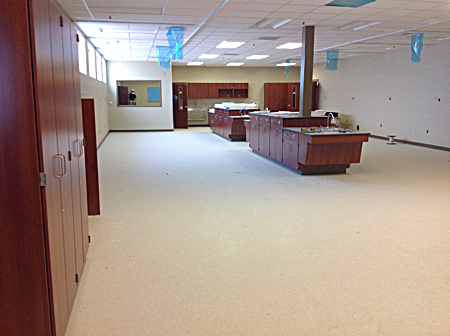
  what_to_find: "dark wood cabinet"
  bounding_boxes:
[187,83,248,99]
[0,0,89,335]
[249,114,260,150]
[264,83,287,111]
[282,131,299,169]
[258,116,271,157]
[264,81,319,111]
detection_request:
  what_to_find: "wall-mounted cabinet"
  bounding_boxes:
[188,82,248,99]
[264,81,319,111]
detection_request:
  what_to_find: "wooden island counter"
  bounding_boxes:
[248,112,370,175]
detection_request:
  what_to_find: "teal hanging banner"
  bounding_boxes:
[325,50,339,70]
[285,59,290,76]
[167,26,184,60]
[325,0,376,8]
[156,46,171,76]
[411,33,424,63]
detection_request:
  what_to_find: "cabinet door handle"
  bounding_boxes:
[55,154,66,178]
[75,139,84,158]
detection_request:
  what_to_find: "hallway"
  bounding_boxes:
[65,128,450,335]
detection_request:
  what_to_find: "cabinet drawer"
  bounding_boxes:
[282,131,291,139]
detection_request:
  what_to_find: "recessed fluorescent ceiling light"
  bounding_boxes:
[276,43,302,49]
[216,41,245,48]
[338,21,364,30]
[277,62,296,66]
[353,22,381,31]
[246,55,269,60]
[199,54,219,59]
[256,18,275,28]
[226,63,244,66]
[187,62,203,66]
[272,19,292,29]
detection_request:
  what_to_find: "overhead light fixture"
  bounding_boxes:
[353,22,381,31]
[271,19,293,29]
[276,62,296,66]
[199,54,219,59]
[338,21,365,30]
[226,62,244,66]
[187,62,203,66]
[256,18,275,28]
[216,41,245,48]
[246,55,269,60]
[276,43,302,49]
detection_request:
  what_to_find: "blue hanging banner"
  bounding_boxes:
[325,50,339,70]
[325,0,376,8]
[156,46,171,76]
[285,59,290,76]
[411,33,424,63]
[167,26,184,61]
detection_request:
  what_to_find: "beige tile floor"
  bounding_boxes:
[65,128,450,336]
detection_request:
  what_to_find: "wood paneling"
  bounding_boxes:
[82,99,101,216]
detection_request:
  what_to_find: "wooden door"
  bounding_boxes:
[0,0,53,334]
[118,86,128,105]
[71,27,90,260]
[81,99,101,216]
[32,0,71,334]
[49,1,78,315]
[172,83,188,128]
[62,14,85,281]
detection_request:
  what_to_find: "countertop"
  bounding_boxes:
[283,127,371,136]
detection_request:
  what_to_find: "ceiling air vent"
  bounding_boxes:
[223,53,239,56]
[258,36,280,41]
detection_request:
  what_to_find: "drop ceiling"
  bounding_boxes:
[57,0,450,67]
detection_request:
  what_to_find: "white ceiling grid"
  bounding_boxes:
[57,0,450,66]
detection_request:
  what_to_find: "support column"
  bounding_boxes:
[300,26,315,117]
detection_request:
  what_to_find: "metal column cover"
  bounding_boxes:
[300,26,315,117]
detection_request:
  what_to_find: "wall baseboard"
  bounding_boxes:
[109,129,174,132]
[370,135,450,152]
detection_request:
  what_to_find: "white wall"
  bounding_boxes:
[314,40,450,147]
[107,61,173,130]
[79,73,109,147]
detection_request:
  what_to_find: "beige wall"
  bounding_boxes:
[80,73,109,147]
[107,61,173,130]
[172,66,301,113]
[313,40,450,147]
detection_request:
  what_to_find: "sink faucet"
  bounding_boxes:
[327,113,335,129]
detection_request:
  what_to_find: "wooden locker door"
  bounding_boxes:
[0,0,52,334]
[49,2,78,314]
[31,0,71,334]
[71,27,90,260]
[62,15,85,279]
